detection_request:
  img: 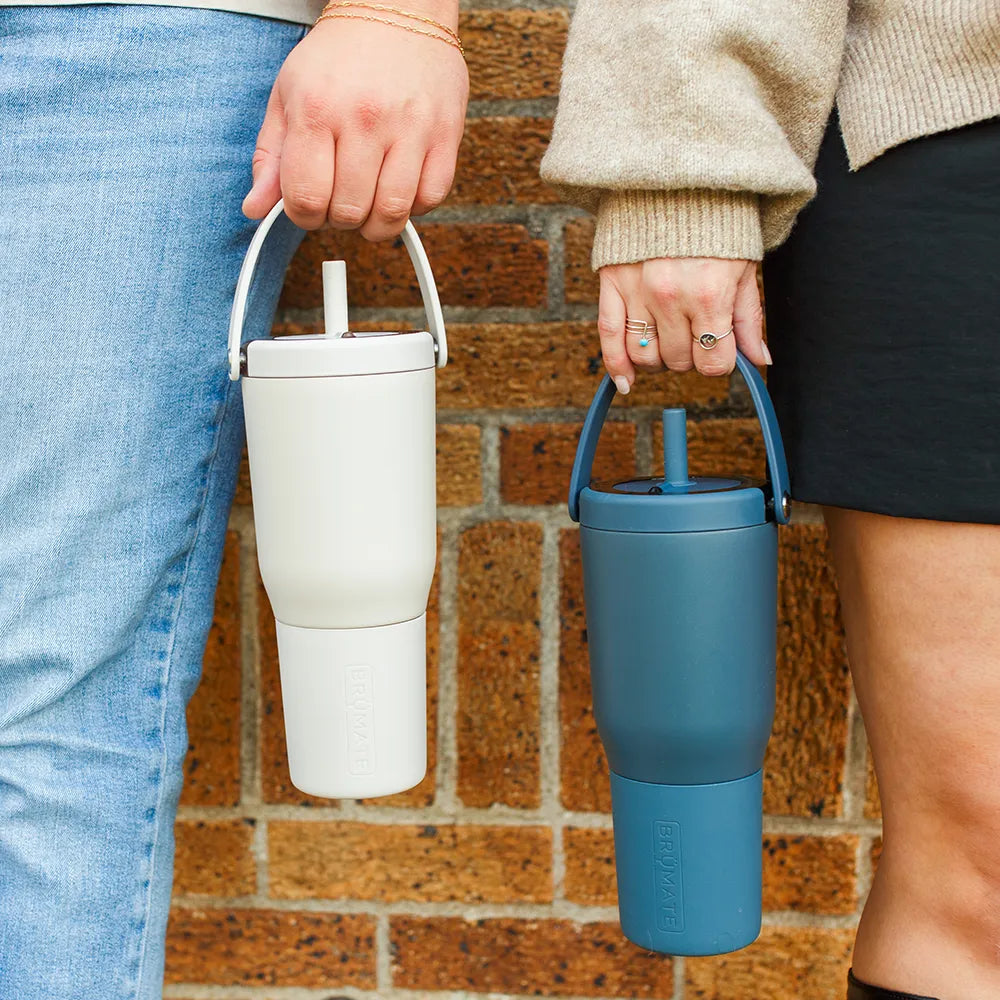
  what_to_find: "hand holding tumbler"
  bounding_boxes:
[228,200,447,800]
[568,354,791,955]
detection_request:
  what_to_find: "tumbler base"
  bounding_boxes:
[276,615,427,799]
[610,769,763,956]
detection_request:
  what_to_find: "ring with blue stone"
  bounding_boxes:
[625,318,657,348]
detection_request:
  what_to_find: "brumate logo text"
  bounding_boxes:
[653,821,684,932]
[345,666,375,775]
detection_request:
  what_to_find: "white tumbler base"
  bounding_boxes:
[275,615,427,799]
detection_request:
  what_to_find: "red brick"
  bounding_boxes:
[565,216,599,305]
[457,522,542,808]
[261,545,440,806]
[269,822,552,903]
[685,926,854,999]
[765,524,852,818]
[182,532,241,806]
[563,829,858,915]
[501,421,635,505]
[451,118,556,205]
[173,820,256,898]
[463,9,569,101]
[280,224,548,310]
[164,909,375,988]
[390,916,674,997]
[438,423,482,506]
[559,528,610,812]
[438,323,728,410]
[563,827,616,905]
[762,835,858,914]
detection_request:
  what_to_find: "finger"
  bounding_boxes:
[597,270,636,395]
[688,295,738,377]
[243,88,287,220]
[328,134,385,230]
[279,113,335,230]
[359,141,423,242]
[412,138,458,216]
[644,273,694,373]
[732,262,770,366]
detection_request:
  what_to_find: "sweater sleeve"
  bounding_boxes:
[539,0,850,267]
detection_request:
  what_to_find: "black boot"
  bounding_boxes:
[848,969,940,1000]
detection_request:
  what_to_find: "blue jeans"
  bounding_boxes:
[0,7,306,996]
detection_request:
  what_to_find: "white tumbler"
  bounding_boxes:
[227,200,447,798]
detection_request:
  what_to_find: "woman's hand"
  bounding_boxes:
[242,6,469,240]
[598,258,770,394]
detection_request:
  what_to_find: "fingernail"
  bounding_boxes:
[613,375,631,395]
[761,342,773,366]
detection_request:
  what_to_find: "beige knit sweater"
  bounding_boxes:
[539,0,1000,268]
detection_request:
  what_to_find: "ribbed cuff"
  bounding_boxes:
[592,189,763,269]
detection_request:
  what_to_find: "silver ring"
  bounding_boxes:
[694,327,733,350]
[625,318,657,347]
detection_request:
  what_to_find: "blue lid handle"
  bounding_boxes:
[568,353,791,524]
[568,372,617,522]
[733,352,791,524]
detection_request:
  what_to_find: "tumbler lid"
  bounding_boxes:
[245,330,436,378]
[578,473,768,533]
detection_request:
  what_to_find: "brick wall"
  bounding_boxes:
[166,7,884,998]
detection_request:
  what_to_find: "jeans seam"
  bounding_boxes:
[130,376,236,999]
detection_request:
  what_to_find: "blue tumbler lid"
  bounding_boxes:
[569,354,791,529]
[609,769,763,956]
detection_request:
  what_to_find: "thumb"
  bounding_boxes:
[242,87,287,220]
[732,262,770,367]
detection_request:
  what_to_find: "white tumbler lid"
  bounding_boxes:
[245,330,435,378]
[275,615,427,799]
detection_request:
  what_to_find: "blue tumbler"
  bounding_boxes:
[568,353,791,956]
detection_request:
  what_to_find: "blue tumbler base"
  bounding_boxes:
[609,769,763,956]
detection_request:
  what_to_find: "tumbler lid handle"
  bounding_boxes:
[567,353,791,524]
[227,198,448,381]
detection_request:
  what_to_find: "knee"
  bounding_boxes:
[886,775,1000,954]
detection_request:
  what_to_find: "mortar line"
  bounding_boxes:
[539,199,568,319]
[435,517,462,813]
[235,510,261,806]
[481,417,502,516]
[539,517,564,900]
[842,684,869,823]
[673,955,686,1000]
[856,833,877,914]
[376,913,392,991]
[253,816,269,899]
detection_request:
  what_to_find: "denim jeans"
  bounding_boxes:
[0,7,306,996]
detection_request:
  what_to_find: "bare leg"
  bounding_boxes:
[824,508,1000,999]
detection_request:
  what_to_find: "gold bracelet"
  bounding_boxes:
[319,0,460,44]
[314,11,464,54]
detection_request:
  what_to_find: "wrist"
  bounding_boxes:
[593,189,763,268]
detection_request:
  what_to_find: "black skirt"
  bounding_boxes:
[763,112,1000,524]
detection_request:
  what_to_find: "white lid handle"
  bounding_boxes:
[228,198,448,380]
